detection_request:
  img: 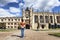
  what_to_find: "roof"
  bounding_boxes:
[0,16,22,19]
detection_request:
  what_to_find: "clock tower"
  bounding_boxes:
[22,7,33,29]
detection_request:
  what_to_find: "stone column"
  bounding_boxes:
[52,15,54,24]
[22,9,25,22]
[6,23,8,29]
[38,15,40,30]
[44,14,45,23]
[44,24,49,29]
[55,15,57,23]
[32,15,34,29]
[30,8,33,29]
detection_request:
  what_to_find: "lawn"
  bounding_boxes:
[0,29,16,32]
[48,33,60,37]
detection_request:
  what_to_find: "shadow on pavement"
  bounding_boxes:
[11,35,21,37]
[11,35,26,38]
[11,35,25,40]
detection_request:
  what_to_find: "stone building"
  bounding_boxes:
[0,8,60,30]
[0,17,21,29]
[23,8,60,30]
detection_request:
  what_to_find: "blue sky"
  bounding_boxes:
[0,0,60,17]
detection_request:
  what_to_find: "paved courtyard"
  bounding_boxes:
[1,29,60,40]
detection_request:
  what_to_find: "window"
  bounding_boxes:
[8,26,9,28]
[14,23,17,25]
[8,23,10,25]
[45,16,49,23]
[15,19,17,21]
[56,16,60,23]
[11,23,13,25]
[26,15,29,18]
[11,19,13,21]
[34,15,38,23]
[50,16,53,23]
[40,16,44,23]
[1,19,3,21]
[5,19,6,21]
[8,19,10,21]
[14,26,16,28]
[11,26,13,28]
[26,14,29,18]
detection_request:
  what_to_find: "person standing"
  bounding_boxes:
[20,19,26,38]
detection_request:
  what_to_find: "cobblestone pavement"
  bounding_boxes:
[4,29,60,40]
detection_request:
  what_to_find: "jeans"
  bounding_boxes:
[21,28,24,37]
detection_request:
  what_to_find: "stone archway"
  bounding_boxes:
[26,24,30,29]
[41,25,45,29]
[25,19,30,29]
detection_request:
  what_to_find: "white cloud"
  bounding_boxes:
[9,7,22,16]
[45,0,60,12]
[9,7,20,13]
[19,3,24,8]
[6,0,18,2]
[0,8,16,17]
[0,0,18,6]
[19,3,24,6]
[24,0,60,12]
[0,0,22,17]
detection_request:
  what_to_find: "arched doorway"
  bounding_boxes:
[25,19,30,29]
[41,25,45,29]
[26,24,30,29]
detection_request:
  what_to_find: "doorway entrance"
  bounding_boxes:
[41,25,45,29]
[26,24,30,29]
[25,19,30,29]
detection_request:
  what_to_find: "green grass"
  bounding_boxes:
[48,33,60,37]
[32,29,49,31]
[0,29,16,32]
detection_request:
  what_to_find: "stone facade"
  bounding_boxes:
[22,8,60,30]
[0,17,21,29]
[0,8,60,30]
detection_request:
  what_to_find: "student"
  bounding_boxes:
[20,19,26,38]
